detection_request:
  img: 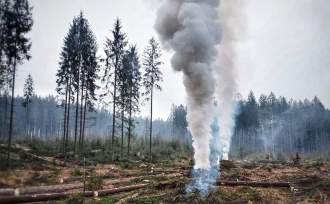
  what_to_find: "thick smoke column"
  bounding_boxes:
[155,0,221,170]
[216,0,245,160]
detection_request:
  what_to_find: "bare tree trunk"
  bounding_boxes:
[128,93,132,157]
[149,86,153,161]
[62,79,69,154]
[79,77,85,153]
[74,65,80,155]
[121,109,124,158]
[65,78,72,160]
[111,60,118,157]
[81,88,88,154]
[7,57,17,167]
[1,92,9,140]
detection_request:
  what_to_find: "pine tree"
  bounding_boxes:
[2,0,33,166]
[142,37,163,160]
[78,19,99,154]
[56,15,80,157]
[122,45,141,156]
[57,12,98,156]
[102,18,127,156]
[22,73,33,137]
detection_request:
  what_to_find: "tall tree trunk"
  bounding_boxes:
[81,88,88,155]
[127,91,132,157]
[62,79,69,154]
[79,76,85,153]
[121,109,124,158]
[7,57,17,167]
[111,59,118,156]
[74,66,80,155]
[149,86,153,161]
[1,92,8,140]
[65,78,72,160]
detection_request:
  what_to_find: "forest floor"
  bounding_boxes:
[0,145,329,203]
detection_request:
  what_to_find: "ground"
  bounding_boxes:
[0,145,329,203]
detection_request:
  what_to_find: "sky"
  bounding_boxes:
[16,0,330,119]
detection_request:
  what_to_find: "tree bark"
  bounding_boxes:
[79,75,85,152]
[121,109,124,158]
[128,91,132,157]
[62,78,69,154]
[111,59,118,156]
[149,85,153,161]
[74,64,80,155]
[65,78,72,160]
[81,88,88,155]
[7,57,17,167]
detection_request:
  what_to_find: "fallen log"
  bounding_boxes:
[0,184,147,204]
[0,188,14,196]
[0,173,183,196]
[217,180,291,188]
[0,183,84,196]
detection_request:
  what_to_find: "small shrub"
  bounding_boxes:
[86,172,103,191]
[71,168,83,177]
[66,193,84,204]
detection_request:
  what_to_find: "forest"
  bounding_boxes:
[0,0,330,203]
[1,92,329,160]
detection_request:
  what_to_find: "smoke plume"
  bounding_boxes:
[155,0,221,170]
[216,0,245,160]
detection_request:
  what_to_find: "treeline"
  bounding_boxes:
[1,91,329,160]
[0,95,189,145]
[230,91,330,159]
[0,95,112,141]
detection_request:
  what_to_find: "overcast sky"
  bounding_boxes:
[16,0,330,119]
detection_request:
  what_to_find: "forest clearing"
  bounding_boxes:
[0,142,329,203]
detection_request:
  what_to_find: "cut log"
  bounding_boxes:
[0,188,15,196]
[97,184,146,196]
[217,180,291,188]
[0,184,147,204]
[0,173,183,196]
[0,183,85,196]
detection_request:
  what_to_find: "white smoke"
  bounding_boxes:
[155,0,221,170]
[216,0,245,160]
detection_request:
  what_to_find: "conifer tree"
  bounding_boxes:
[2,0,33,166]
[57,12,98,156]
[122,45,141,156]
[102,18,127,155]
[78,20,99,154]
[142,38,163,160]
[56,15,80,157]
